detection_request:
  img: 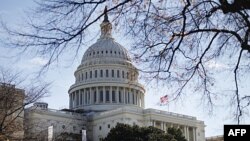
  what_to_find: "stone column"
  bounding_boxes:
[134,92,137,105]
[161,122,164,130]
[82,89,86,105]
[162,122,165,132]
[84,89,87,105]
[86,88,89,105]
[193,127,196,141]
[103,86,106,103]
[125,89,128,104]
[79,90,82,106]
[184,126,187,139]
[74,91,77,107]
[88,88,91,104]
[128,89,131,104]
[123,88,126,104]
[130,89,133,104]
[69,93,72,109]
[121,87,125,103]
[97,87,99,104]
[139,92,141,107]
[142,93,145,108]
[136,92,138,105]
[132,90,134,104]
[140,92,143,107]
[186,127,190,141]
[139,93,141,107]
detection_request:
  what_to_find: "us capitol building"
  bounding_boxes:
[24,11,205,141]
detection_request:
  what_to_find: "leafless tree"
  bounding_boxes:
[0,68,49,140]
[2,0,250,123]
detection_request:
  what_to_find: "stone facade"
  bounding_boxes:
[88,107,205,141]
[24,105,85,141]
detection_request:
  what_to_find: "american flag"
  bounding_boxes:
[160,95,168,104]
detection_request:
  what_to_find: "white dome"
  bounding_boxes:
[81,38,131,64]
[68,11,145,112]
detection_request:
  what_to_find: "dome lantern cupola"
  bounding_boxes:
[100,6,112,39]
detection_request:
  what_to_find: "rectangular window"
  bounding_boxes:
[117,70,120,78]
[112,70,114,77]
[90,71,92,78]
[80,92,83,105]
[94,91,97,102]
[76,91,79,106]
[100,70,103,77]
[85,72,88,79]
[106,90,110,102]
[95,70,98,78]
[127,72,129,79]
[112,91,115,102]
[125,92,127,104]
[128,93,130,103]
[85,91,88,104]
[82,73,84,80]
[132,93,135,104]
[106,70,109,77]
[80,90,84,104]
[100,91,103,102]
[119,91,121,103]
[122,71,125,78]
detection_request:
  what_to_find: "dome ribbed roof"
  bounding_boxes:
[81,10,131,64]
[81,38,131,63]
